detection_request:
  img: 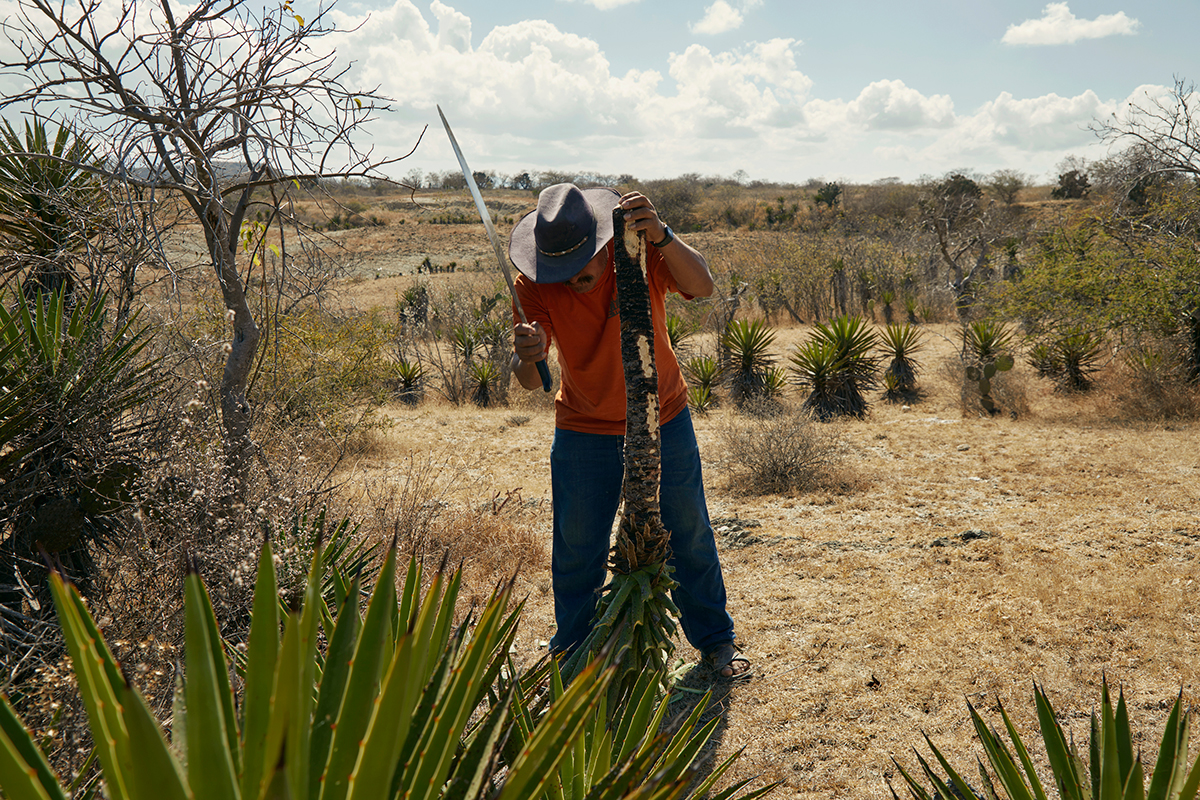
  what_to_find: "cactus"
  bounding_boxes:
[965,354,1014,415]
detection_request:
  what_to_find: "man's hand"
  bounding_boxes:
[618,191,714,298]
[512,321,549,390]
[618,192,668,243]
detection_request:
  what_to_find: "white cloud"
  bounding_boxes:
[847,80,955,130]
[689,0,763,35]
[1002,2,1140,46]
[582,0,641,8]
[690,1,744,35]
[664,39,812,137]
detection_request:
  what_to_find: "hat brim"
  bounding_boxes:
[509,187,620,283]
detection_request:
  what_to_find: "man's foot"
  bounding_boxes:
[704,642,751,681]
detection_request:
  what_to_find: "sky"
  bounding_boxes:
[320,0,1198,185]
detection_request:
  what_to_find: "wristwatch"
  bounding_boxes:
[650,225,674,248]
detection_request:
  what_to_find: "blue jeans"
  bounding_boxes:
[548,408,735,655]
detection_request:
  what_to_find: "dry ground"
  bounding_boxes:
[342,340,1199,799]
[176,195,1200,798]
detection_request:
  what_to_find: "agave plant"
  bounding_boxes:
[788,315,880,420]
[0,535,776,800]
[879,323,925,401]
[891,678,1200,800]
[721,319,777,407]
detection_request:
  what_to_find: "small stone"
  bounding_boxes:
[957,444,970,451]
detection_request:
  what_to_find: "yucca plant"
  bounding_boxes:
[559,211,681,705]
[683,354,724,410]
[961,321,1016,416]
[788,315,880,420]
[879,322,925,401]
[721,318,777,408]
[666,313,698,353]
[0,535,774,800]
[394,357,425,405]
[469,359,503,407]
[1027,340,1061,379]
[0,118,106,293]
[0,286,161,629]
[891,678,1200,800]
[962,320,1013,364]
[1053,327,1106,392]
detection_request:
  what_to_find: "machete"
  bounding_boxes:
[437,105,553,393]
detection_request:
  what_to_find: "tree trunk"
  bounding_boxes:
[204,201,260,502]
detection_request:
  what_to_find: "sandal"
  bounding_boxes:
[704,642,752,681]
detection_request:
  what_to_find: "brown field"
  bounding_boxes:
[304,192,1200,800]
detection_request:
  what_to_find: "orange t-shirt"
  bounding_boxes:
[513,242,689,435]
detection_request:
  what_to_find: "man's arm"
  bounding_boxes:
[618,192,714,298]
[512,321,549,391]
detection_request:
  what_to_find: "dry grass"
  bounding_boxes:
[13,201,1199,799]
[335,313,1199,799]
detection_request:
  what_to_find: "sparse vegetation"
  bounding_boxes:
[717,402,843,495]
[1,79,1198,800]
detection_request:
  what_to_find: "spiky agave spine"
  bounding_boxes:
[559,209,679,693]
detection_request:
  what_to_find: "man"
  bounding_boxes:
[509,183,749,679]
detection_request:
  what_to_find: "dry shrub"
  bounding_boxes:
[716,402,844,495]
[344,451,548,596]
[1105,347,1200,421]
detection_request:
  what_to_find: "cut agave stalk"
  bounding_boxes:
[560,208,680,700]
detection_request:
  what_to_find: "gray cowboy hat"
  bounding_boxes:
[509,184,619,284]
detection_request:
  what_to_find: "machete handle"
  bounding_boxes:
[536,359,552,393]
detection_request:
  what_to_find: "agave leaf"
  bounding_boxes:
[1101,683,1125,800]
[0,694,64,800]
[926,729,994,800]
[288,548,324,800]
[308,569,364,800]
[1145,695,1184,800]
[1034,684,1086,800]
[318,548,398,800]
[1116,689,1135,786]
[48,571,132,800]
[443,682,516,800]
[345,566,455,800]
[890,755,936,800]
[1177,748,1200,800]
[995,699,1049,800]
[1125,759,1146,800]
[183,568,241,800]
[496,658,611,800]
[241,540,282,800]
[119,681,192,800]
[398,581,516,800]
[914,750,975,800]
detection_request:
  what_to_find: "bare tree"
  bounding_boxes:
[1,0,418,498]
[1094,77,1200,180]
